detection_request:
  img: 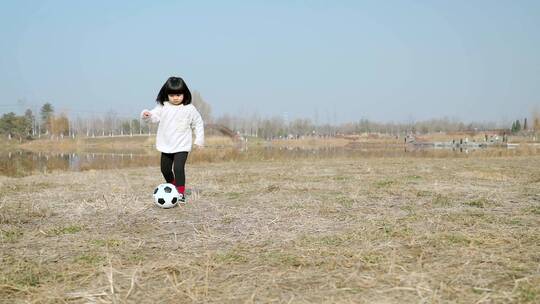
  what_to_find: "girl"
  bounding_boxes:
[141,76,204,202]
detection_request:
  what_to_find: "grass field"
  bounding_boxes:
[1,155,539,303]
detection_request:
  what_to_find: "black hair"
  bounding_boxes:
[156,76,192,105]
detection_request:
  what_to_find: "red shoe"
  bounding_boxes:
[178,193,186,204]
[176,185,186,204]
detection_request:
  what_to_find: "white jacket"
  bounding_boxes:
[140,102,204,153]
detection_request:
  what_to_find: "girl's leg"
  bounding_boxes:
[172,152,189,194]
[160,152,175,183]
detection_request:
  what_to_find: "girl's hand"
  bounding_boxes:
[142,111,151,118]
[193,144,204,150]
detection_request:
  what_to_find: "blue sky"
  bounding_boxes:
[1,0,539,124]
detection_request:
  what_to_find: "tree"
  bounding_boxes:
[511,120,522,133]
[131,119,141,135]
[121,120,131,135]
[192,90,212,123]
[40,103,54,135]
[289,118,313,136]
[104,110,118,136]
[0,112,30,140]
[24,109,35,136]
[50,114,70,137]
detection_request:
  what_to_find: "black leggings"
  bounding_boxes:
[160,152,189,186]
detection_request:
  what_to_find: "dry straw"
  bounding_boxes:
[1,152,539,303]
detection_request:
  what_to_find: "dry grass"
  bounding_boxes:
[1,156,540,303]
[18,136,237,154]
[19,136,157,154]
[0,140,21,152]
[271,137,352,148]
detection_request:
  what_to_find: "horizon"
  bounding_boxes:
[0,100,529,129]
[0,95,535,128]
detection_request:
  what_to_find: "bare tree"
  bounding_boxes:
[192,90,212,123]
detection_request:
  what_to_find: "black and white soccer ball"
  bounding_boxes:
[153,183,182,209]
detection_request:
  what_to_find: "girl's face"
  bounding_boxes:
[168,93,184,105]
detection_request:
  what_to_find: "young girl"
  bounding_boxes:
[141,76,204,202]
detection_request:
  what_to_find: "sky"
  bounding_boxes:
[0,0,539,124]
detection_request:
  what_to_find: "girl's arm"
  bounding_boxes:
[140,105,163,123]
[191,107,205,147]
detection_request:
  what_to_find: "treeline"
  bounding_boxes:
[2,97,539,141]
[0,104,156,141]
[215,115,539,139]
[0,91,212,140]
[510,118,535,133]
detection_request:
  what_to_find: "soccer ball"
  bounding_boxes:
[153,183,182,209]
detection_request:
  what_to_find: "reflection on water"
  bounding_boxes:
[0,151,159,177]
[1,145,539,177]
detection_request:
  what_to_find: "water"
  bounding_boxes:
[1,145,539,177]
[0,151,159,177]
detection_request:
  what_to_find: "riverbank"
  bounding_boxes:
[15,135,237,154]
